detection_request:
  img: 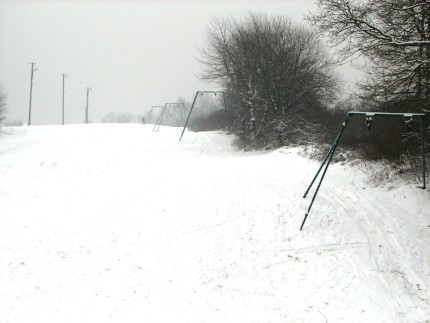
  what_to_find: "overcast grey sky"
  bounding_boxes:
[0,0,353,125]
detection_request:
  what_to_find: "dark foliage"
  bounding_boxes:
[0,84,7,125]
[188,109,233,132]
[199,12,339,149]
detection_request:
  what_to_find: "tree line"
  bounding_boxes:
[0,85,6,125]
[197,5,429,179]
[310,0,430,113]
[309,0,430,177]
[199,12,338,148]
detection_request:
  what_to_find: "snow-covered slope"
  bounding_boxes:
[0,124,429,322]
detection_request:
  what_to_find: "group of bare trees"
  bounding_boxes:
[309,0,430,112]
[197,5,429,174]
[101,111,138,123]
[307,0,430,176]
[199,12,338,148]
[0,85,7,125]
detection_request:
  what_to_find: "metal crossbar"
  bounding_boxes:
[147,105,164,125]
[179,90,228,141]
[152,102,185,132]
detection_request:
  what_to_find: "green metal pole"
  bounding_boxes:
[156,106,167,132]
[303,144,333,198]
[147,107,154,124]
[300,114,352,230]
[152,110,160,131]
[421,116,427,189]
[303,133,340,198]
[303,113,351,198]
[179,91,199,141]
[153,105,166,132]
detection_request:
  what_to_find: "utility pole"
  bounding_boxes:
[28,62,37,125]
[61,73,67,125]
[85,87,91,124]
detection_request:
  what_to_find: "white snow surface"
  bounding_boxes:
[0,124,429,323]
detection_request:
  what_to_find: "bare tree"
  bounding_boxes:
[0,84,7,125]
[308,0,430,111]
[199,12,338,148]
[101,111,136,123]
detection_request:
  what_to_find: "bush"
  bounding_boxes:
[101,111,137,123]
[0,84,7,125]
[199,12,338,149]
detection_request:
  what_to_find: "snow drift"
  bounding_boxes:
[0,124,428,322]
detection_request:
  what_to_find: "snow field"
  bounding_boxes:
[0,124,429,322]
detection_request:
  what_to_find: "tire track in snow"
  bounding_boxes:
[355,200,429,321]
[326,185,429,321]
[259,242,366,257]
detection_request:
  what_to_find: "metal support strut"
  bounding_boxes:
[179,90,228,142]
[300,111,428,231]
[179,91,200,141]
[300,114,351,230]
